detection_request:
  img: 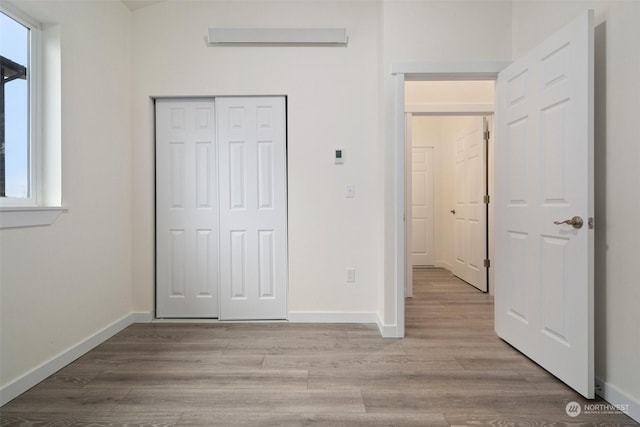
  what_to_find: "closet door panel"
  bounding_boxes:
[217,97,288,320]
[156,99,218,318]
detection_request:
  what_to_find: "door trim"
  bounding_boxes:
[391,62,509,338]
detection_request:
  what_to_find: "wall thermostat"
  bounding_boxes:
[335,148,344,165]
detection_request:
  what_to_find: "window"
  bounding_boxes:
[1,5,64,228]
[1,7,38,206]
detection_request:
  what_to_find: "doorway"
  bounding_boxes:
[394,11,595,398]
[404,80,495,299]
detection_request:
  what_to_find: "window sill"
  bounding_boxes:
[0,206,67,229]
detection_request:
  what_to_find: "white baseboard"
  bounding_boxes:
[289,311,404,338]
[132,311,154,323]
[288,311,377,324]
[435,261,453,271]
[376,313,401,338]
[0,311,153,406]
[595,377,640,423]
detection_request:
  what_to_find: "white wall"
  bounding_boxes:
[130,1,383,317]
[512,0,640,414]
[129,0,513,331]
[405,81,496,111]
[0,0,132,391]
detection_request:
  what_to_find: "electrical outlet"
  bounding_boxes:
[346,268,356,282]
[346,184,355,198]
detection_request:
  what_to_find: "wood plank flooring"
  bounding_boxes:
[1,268,636,426]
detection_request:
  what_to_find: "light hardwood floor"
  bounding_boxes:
[1,268,636,426]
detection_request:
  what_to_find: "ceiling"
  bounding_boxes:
[121,0,166,11]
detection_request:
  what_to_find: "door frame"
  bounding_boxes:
[391,62,510,338]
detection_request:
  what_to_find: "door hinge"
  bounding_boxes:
[483,195,490,204]
[484,130,490,140]
[594,381,603,394]
[484,259,491,268]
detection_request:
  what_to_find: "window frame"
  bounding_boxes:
[0,3,64,229]
[1,4,41,207]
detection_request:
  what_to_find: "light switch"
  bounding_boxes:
[335,148,344,164]
[346,268,356,282]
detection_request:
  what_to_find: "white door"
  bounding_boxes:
[452,118,487,291]
[411,147,434,266]
[156,99,219,318]
[494,10,594,398]
[217,97,288,320]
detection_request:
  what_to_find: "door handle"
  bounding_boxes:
[450,209,456,214]
[553,216,583,229]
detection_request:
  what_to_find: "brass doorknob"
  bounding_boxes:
[450,209,456,214]
[553,216,583,229]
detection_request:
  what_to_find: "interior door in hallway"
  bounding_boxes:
[452,117,487,292]
[155,99,219,318]
[411,146,434,266]
[217,97,288,320]
[494,11,594,398]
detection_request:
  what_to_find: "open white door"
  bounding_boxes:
[495,10,594,398]
[453,117,488,292]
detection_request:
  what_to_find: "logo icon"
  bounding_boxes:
[566,401,582,417]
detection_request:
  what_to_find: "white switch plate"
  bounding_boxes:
[346,184,355,198]
[346,268,356,282]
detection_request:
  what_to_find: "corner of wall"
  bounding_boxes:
[376,312,402,338]
[595,377,640,423]
[0,313,138,406]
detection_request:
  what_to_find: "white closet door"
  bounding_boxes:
[156,99,219,318]
[217,97,288,320]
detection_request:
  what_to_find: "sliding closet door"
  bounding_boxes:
[217,97,288,320]
[155,99,219,318]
